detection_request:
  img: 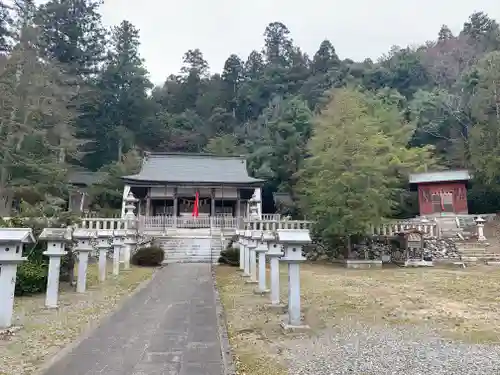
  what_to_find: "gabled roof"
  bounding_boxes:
[122,153,263,185]
[409,170,471,184]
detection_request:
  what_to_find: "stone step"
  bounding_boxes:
[461,253,500,258]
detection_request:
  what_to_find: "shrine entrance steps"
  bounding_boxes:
[155,233,222,264]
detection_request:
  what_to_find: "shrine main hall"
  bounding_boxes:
[121,152,264,220]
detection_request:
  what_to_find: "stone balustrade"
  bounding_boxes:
[371,220,438,237]
[78,218,126,231]
[138,215,241,230]
[261,214,281,221]
[244,219,313,232]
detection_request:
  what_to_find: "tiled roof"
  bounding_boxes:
[409,170,471,184]
[122,153,263,185]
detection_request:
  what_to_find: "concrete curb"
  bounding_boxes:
[212,265,237,375]
[36,268,159,375]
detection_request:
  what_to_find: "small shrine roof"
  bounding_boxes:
[409,170,471,185]
[0,228,35,243]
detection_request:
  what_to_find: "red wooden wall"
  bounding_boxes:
[417,182,468,215]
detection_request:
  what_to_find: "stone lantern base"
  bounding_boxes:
[265,303,286,313]
[280,321,311,333]
[253,287,269,295]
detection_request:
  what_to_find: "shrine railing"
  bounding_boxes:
[78,218,126,231]
[137,215,241,230]
[261,214,281,221]
[244,219,313,231]
[371,221,438,237]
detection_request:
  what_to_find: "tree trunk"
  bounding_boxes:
[346,235,352,259]
[118,137,123,161]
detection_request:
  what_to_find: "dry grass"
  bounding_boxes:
[216,263,500,375]
[0,262,155,375]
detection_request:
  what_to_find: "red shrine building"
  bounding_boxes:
[409,170,471,216]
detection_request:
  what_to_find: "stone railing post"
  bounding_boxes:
[40,228,71,309]
[0,228,34,328]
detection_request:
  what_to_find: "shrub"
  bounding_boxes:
[131,246,165,267]
[219,247,239,266]
[15,261,48,296]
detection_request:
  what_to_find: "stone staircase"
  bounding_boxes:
[455,242,498,261]
[430,215,500,262]
[154,230,223,264]
[435,216,465,238]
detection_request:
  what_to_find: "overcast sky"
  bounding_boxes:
[99,1,497,84]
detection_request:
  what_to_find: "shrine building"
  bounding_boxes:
[409,170,471,216]
[121,152,263,221]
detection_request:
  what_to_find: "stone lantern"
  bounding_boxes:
[0,228,35,328]
[112,231,125,276]
[264,231,284,309]
[248,192,261,220]
[277,229,311,330]
[123,192,138,269]
[96,233,112,282]
[73,230,97,293]
[39,228,72,309]
[254,234,270,295]
[124,192,138,227]
[475,216,486,241]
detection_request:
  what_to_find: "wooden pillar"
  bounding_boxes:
[173,187,178,219]
[146,188,151,216]
[211,188,216,216]
[236,188,241,218]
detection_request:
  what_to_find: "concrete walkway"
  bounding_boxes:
[44,264,224,375]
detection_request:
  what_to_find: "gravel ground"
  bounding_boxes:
[282,322,500,375]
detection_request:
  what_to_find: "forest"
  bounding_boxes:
[0,0,499,240]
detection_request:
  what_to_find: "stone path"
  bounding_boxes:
[43,264,224,375]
